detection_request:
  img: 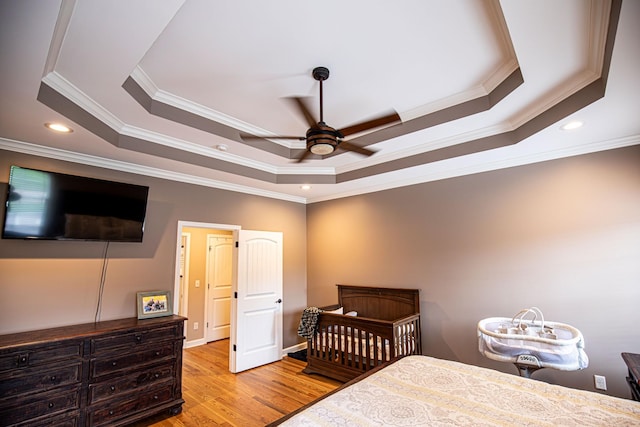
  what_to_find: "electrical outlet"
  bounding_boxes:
[193,322,199,330]
[594,375,607,390]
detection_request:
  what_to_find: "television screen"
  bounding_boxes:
[2,165,149,242]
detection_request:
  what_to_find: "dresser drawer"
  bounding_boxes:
[90,325,179,354]
[88,363,175,404]
[0,362,82,399]
[87,384,174,427]
[90,343,175,378]
[13,410,80,427]
[0,341,83,373]
[0,316,185,427]
[0,386,80,426]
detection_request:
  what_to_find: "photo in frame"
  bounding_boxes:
[137,290,172,319]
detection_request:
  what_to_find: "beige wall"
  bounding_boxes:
[306,145,640,399]
[0,150,308,348]
[1,145,639,399]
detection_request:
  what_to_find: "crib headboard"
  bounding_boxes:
[336,285,420,321]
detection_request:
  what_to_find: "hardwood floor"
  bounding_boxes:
[130,340,341,426]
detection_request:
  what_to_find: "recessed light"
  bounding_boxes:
[216,144,228,151]
[45,122,73,133]
[560,120,583,131]
[300,185,312,191]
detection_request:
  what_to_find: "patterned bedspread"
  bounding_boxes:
[278,355,640,426]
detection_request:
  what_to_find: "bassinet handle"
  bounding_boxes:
[512,307,545,331]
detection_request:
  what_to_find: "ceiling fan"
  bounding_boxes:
[240,66,401,162]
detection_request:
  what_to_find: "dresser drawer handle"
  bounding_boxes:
[48,402,54,408]
[110,385,116,392]
[109,410,114,415]
[136,335,143,343]
[18,354,29,366]
[112,361,117,367]
[50,375,56,382]
[155,373,160,378]
[153,395,159,400]
[155,351,161,356]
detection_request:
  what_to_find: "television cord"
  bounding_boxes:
[94,241,110,323]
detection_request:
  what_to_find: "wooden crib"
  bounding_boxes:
[303,284,422,382]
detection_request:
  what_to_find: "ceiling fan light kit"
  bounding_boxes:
[309,142,335,155]
[241,66,401,162]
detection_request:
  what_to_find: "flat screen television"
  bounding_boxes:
[2,165,149,242]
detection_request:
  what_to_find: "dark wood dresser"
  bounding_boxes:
[0,315,186,427]
[621,352,640,401]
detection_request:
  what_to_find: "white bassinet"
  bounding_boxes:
[478,307,588,377]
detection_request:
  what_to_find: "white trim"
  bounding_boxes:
[43,0,76,76]
[184,338,207,349]
[4,134,636,206]
[282,342,307,358]
[131,65,294,146]
[176,232,190,318]
[305,135,640,203]
[0,138,306,204]
[177,221,241,232]
[43,71,126,132]
[175,221,241,352]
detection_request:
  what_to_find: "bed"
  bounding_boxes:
[272,355,640,426]
[302,285,422,382]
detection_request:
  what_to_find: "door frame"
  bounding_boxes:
[173,221,241,347]
[178,232,191,317]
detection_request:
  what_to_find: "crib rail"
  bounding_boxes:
[304,313,421,382]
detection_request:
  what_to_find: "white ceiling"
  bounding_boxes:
[1,0,638,203]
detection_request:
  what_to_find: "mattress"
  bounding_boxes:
[278,355,640,426]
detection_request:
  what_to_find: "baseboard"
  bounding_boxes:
[184,338,207,348]
[282,341,307,357]
[184,338,306,355]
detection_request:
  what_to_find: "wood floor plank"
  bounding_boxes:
[130,340,340,426]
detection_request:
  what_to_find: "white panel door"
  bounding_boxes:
[229,230,283,373]
[206,234,233,342]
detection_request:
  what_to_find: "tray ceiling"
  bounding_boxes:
[0,0,638,203]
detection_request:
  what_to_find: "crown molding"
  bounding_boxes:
[0,138,306,204]
[42,71,125,131]
[3,133,637,205]
[130,66,299,149]
[306,134,640,203]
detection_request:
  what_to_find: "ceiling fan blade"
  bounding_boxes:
[338,141,377,157]
[337,111,401,137]
[295,148,313,163]
[286,97,318,129]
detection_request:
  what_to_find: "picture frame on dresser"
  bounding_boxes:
[137,290,172,319]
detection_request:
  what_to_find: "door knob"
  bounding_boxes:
[275,298,282,303]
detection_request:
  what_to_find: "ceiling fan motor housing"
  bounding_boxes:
[307,122,340,155]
